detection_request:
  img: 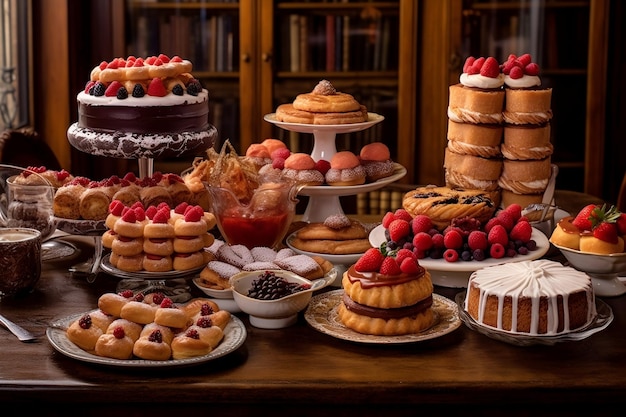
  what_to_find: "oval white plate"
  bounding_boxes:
[264,112,384,134]
[47,313,246,368]
[369,225,550,288]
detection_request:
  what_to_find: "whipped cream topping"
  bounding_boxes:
[77,89,209,107]
[465,259,596,335]
[460,73,505,89]
[504,75,541,88]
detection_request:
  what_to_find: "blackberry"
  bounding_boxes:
[186,80,202,96]
[91,82,106,96]
[78,314,92,329]
[172,84,184,96]
[116,86,128,99]
[247,271,310,300]
[132,83,145,98]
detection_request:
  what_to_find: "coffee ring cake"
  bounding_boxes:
[402,185,498,230]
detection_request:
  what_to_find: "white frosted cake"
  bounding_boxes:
[464,259,596,335]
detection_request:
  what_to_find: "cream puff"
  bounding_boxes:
[245,143,273,170]
[359,142,395,182]
[325,151,366,186]
[282,153,325,186]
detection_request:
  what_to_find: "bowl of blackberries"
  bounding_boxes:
[230,270,324,329]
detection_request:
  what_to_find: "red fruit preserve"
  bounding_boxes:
[218,213,289,249]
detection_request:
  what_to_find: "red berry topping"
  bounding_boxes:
[510,221,533,243]
[184,205,203,222]
[314,159,331,175]
[121,209,137,223]
[525,62,540,76]
[467,230,488,251]
[196,316,213,328]
[488,224,509,247]
[160,297,174,308]
[463,56,476,73]
[443,248,459,262]
[200,303,215,316]
[78,314,92,329]
[112,326,125,339]
[443,229,463,249]
[271,147,291,160]
[411,214,433,235]
[109,200,126,216]
[479,57,500,78]
[509,66,524,79]
[490,243,506,259]
[412,232,433,252]
[185,328,200,339]
[388,219,411,242]
[382,212,396,228]
[379,256,401,276]
[355,248,385,272]
[147,77,168,97]
[104,81,123,97]
[399,257,421,274]
[148,329,163,343]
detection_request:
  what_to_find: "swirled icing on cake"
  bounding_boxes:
[465,259,596,335]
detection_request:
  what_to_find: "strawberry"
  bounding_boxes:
[152,208,170,224]
[395,248,416,265]
[355,248,385,272]
[147,77,167,97]
[184,205,204,222]
[510,221,532,243]
[469,57,485,74]
[399,257,421,274]
[593,222,619,244]
[380,257,401,275]
[479,57,500,78]
[484,217,502,234]
[488,224,509,247]
[411,214,433,234]
[145,205,158,220]
[504,203,522,222]
[104,81,123,97]
[393,209,413,223]
[467,230,488,251]
[572,204,597,231]
[121,209,137,223]
[382,212,396,228]
[133,206,146,222]
[109,200,125,216]
[388,219,411,242]
[517,53,532,66]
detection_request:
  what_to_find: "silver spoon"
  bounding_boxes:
[0,313,37,342]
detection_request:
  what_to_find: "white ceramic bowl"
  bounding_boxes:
[552,243,626,297]
[230,270,326,329]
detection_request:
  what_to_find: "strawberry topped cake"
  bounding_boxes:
[67,54,216,159]
[338,247,434,336]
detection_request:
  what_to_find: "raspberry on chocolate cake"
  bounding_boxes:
[338,247,434,336]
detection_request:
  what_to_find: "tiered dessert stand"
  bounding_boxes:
[264,112,406,283]
[66,123,218,299]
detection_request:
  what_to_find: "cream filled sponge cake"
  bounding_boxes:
[67,54,215,159]
[464,260,596,336]
[338,247,434,336]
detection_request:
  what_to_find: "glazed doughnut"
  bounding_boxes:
[172,251,206,271]
[141,322,175,344]
[171,329,212,359]
[111,235,144,256]
[325,151,366,186]
[120,301,157,324]
[94,331,135,360]
[105,318,142,342]
[66,313,104,351]
[101,230,117,249]
[143,238,174,256]
[293,80,361,113]
[181,298,220,319]
[133,329,172,361]
[154,301,190,329]
[188,317,224,348]
[142,254,173,272]
[173,235,206,253]
[98,291,134,317]
[113,210,145,238]
[143,218,175,239]
[114,254,144,272]
[359,142,395,181]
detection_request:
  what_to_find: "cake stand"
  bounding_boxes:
[263,113,398,222]
[66,124,218,295]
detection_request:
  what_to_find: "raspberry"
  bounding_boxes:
[467,230,488,251]
[412,232,433,252]
[443,248,459,262]
[411,215,433,234]
[399,257,421,274]
[484,217,502,233]
[395,248,416,265]
[488,224,509,247]
[490,243,505,259]
[431,233,445,248]
[382,212,396,228]
[496,210,516,231]
[148,329,163,343]
[271,147,291,160]
[443,229,463,249]
[112,326,125,339]
[160,297,174,308]
[78,314,92,329]
[510,220,532,243]
[509,66,524,79]
[119,290,134,298]
[200,303,215,316]
[504,203,522,222]
[196,316,213,328]
[314,159,331,175]
[393,209,413,223]
[272,157,285,169]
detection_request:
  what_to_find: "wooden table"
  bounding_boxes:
[1,191,624,416]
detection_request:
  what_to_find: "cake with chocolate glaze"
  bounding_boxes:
[67,54,216,159]
[338,247,434,336]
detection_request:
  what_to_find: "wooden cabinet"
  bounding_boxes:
[422,0,609,196]
[117,0,419,182]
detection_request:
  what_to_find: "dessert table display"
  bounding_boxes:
[1,192,625,416]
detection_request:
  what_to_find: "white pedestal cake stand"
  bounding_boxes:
[263,113,402,223]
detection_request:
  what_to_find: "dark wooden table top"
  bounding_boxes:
[1,190,624,416]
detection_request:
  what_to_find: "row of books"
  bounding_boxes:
[128,14,238,72]
[278,13,399,73]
